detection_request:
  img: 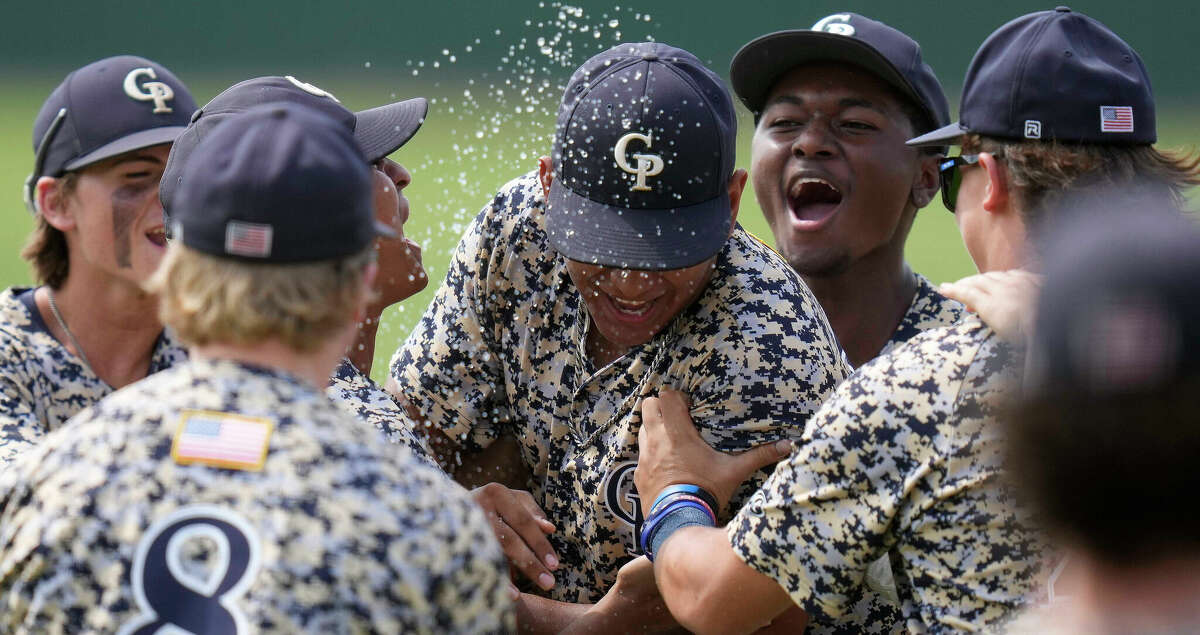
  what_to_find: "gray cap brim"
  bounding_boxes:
[62,125,186,171]
[354,97,428,163]
[907,121,968,147]
[545,180,732,271]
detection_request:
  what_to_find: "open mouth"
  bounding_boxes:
[608,295,655,319]
[788,178,843,224]
[146,227,167,247]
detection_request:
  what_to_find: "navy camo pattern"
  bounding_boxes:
[883,273,965,357]
[391,172,848,602]
[0,287,186,465]
[326,358,437,468]
[0,358,513,633]
[730,315,1039,632]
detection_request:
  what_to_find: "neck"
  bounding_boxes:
[38,270,164,388]
[802,252,916,368]
[190,331,349,390]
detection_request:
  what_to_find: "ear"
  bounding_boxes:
[979,152,1009,214]
[909,153,940,209]
[537,155,554,199]
[36,176,76,232]
[726,169,748,233]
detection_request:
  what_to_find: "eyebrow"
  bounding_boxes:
[110,152,166,168]
[761,94,889,115]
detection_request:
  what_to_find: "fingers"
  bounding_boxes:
[655,389,701,442]
[731,439,794,481]
[474,483,559,591]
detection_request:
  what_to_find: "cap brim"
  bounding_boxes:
[354,97,428,163]
[906,121,967,147]
[62,126,186,171]
[731,30,925,119]
[545,181,732,271]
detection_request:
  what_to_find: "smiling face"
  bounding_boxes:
[370,158,426,309]
[60,144,172,286]
[751,62,936,278]
[566,256,719,357]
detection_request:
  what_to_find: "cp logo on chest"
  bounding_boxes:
[614,132,664,192]
[124,67,176,114]
[602,461,645,555]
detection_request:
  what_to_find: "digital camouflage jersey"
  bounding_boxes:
[0,358,513,633]
[392,172,849,602]
[730,315,1040,632]
[326,358,436,468]
[0,287,186,465]
[880,273,965,359]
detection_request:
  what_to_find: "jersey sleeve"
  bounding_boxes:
[388,182,521,454]
[0,346,46,466]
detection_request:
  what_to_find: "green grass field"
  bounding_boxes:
[2,74,1196,381]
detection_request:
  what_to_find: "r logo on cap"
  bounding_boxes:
[123,67,176,114]
[812,13,855,36]
[614,132,664,192]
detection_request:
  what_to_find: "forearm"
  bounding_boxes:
[655,526,794,634]
[517,593,590,635]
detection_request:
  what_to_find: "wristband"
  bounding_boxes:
[648,492,714,521]
[649,484,719,517]
[640,498,716,561]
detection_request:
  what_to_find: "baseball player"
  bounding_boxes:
[1004,208,1200,633]
[631,8,1199,631]
[731,13,963,371]
[388,42,847,630]
[0,103,513,632]
[0,55,196,465]
[158,75,435,463]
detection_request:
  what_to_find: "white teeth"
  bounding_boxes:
[612,297,651,314]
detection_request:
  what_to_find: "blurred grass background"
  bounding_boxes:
[1,1,1196,381]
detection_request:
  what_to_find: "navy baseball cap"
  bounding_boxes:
[160,75,427,214]
[909,7,1155,147]
[169,103,393,263]
[546,42,737,270]
[730,13,950,134]
[25,55,196,213]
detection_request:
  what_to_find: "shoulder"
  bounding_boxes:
[0,287,40,354]
[887,273,966,351]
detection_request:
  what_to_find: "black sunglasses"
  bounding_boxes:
[937,150,1002,213]
[23,107,68,216]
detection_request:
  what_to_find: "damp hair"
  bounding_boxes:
[20,172,78,289]
[146,244,375,352]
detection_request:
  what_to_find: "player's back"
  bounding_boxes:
[0,357,513,634]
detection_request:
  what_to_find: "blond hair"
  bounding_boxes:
[963,134,1200,232]
[20,172,78,288]
[147,244,374,352]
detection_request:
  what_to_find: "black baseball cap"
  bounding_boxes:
[160,75,427,213]
[546,42,737,271]
[1028,207,1200,399]
[909,7,1155,147]
[730,13,949,134]
[169,103,393,263]
[25,55,196,213]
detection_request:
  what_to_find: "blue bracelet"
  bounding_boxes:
[640,498,717,561]
[649,484,719,517]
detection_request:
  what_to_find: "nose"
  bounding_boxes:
[791,120,837,159]
[604,268,662,298]
[379,158,411,190]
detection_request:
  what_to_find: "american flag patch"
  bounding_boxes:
[1100,106,1134,133]
[224,221,273,258]
[172,410,273,471]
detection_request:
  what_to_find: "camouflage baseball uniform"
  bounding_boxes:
[326,358,437,468]
[392,172,849,602]
[0,357,513,633]
[729,314,1039,632]
[0,287,186,465]
[881,273,964,358]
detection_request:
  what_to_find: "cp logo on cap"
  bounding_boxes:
[614,132,664,192]
[123,67,176,114]
[812,13,855,36]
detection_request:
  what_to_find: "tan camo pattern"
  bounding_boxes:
[0,287,187,465]
[326,359,438,468]
[392,172,849,602]
[0,358,513,633]
[730,316,1039,632]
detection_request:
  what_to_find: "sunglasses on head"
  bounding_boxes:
[23,107,68,216]
[937,150,1003,213]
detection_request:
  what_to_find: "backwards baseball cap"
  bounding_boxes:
[909,7,1155,147]
[169,102,393,263]
[25,55,196,214]
[730,13,949,133]
[547,42,737,270]
[160,75,427,213]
